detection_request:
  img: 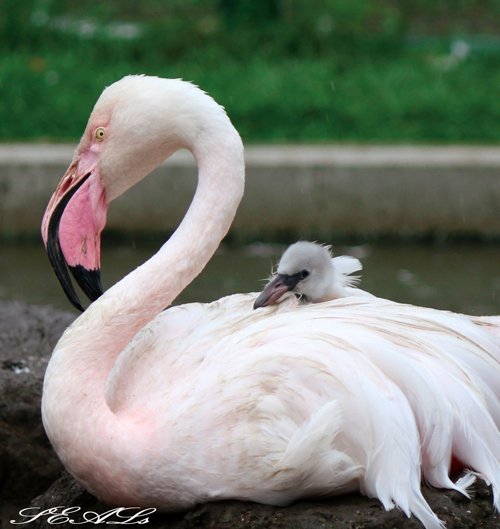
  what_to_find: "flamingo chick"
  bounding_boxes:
[254,241,372,309]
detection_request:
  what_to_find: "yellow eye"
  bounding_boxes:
[94,127,106,141]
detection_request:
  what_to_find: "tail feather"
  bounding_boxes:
[340,312,500,515]
[266,348,445,529]
[454,473,477,497]
[357,380,444,529]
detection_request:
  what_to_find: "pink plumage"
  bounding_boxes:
[41,76,499,529]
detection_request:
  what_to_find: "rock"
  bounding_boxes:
[1,300,498,529]
[17,472,500,529]
[0,301,74,506]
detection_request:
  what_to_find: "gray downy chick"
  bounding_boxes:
[254,241,372,309]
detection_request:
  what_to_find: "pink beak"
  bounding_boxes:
[42,157,108,311]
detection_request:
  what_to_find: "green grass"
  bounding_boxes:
[1,0,499,143]
[2,50,499,143]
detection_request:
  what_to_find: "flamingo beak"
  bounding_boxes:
[253,273,301,309]
[41,159,108,312]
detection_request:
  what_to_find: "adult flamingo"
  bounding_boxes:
[41,76,499,529]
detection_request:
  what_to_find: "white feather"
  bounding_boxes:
[331,255,363,289]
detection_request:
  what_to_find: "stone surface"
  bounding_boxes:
[0,300,498,529]
[0,301,74,522]
[20,473,500,529]
[1,144,500,239]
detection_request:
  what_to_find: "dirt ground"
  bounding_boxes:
[0,299,498,529]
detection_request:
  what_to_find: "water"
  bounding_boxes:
[0,240,499,315]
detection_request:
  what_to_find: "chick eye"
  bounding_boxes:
[300,270,310,279]
[94,127,106,141]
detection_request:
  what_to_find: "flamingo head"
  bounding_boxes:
[41,75,213,311]
[254,242,334,309]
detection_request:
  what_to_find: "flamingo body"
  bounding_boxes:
[40,76,500,529]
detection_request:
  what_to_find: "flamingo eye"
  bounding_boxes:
[94,127,106,141]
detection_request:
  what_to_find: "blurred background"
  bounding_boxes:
[1,0,500,142]
[0,0,499,314]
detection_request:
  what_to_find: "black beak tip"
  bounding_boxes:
[70,295,85,313]
[69,265,104,304]
[46,228,86,312]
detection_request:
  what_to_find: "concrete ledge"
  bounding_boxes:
[1,144,499,238]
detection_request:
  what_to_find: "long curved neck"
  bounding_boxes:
[107,129,245,321]
[42,120,244,500]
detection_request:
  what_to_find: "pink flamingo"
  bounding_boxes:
[41,75,499,529]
